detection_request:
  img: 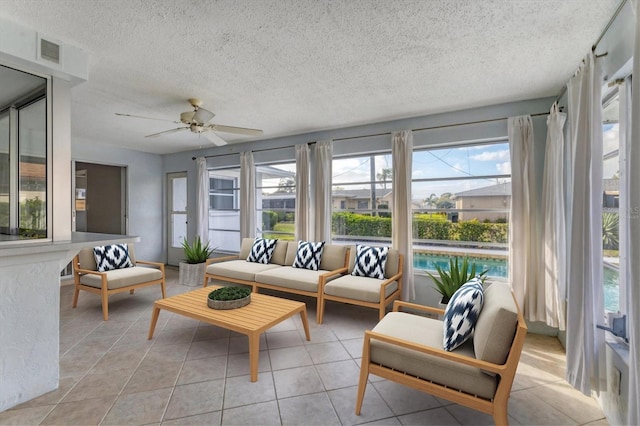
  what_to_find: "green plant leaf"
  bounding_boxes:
[182,236,216,264]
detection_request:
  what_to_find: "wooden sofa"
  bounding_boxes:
[203,238,349,323]
[355,281,527,426]
[72,244,166,320]
[319,246,403,323]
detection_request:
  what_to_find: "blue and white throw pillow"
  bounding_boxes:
[246,238,278,264]
[351,244,389,280]
[93,243,134,272]
[292,241,325,271]
[442,278,484,351]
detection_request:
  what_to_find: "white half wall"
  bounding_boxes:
[72,140,164,262]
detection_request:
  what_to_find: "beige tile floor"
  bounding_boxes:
[0,268,608,425]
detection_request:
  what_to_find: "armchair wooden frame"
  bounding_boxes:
[319,254,403,323]
[356,297,527,426]
[72,256,166,321]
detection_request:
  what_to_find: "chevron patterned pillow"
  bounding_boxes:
[93,243,134,272]
[442,278,484,351]
[246,238,278,264]
[351,244,389,280]
[292,241,325,271]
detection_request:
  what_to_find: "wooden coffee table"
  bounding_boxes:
[148,286,311,382]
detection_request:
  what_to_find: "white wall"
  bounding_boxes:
[72,140,164,261]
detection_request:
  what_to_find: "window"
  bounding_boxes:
[602,92,620,313]
[332,153,392,244]
[210,177,236,210]
[0,64,48,241]
[208,168,240,252]
[412,142,511,279]
[256,162,296,240]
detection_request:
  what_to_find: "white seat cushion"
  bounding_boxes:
[206,259,280,282]
[256,266,334,292]
[324,274,398,302]
[80,266,162,290]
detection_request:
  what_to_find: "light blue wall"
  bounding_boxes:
[72,139,164,262]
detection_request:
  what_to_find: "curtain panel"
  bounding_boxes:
[391,130,414,300]
[507,115,540,315]
[565,52,605,395]
[240,151,256,239]
[541,103,567,329]
[626,1,640,420]
[312,140,333,242]
[195,157,210,243]
[295,144,310,241]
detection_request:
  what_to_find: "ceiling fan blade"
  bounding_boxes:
[145,127,188,138]
[210,124,263,136]
[115,112,179,123]
[193,107,215,124]
[203,131,228,146]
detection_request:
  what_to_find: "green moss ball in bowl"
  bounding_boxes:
[207,286,251,309]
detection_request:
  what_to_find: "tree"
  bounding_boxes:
[436,192,454,209]
[425,193,438,208]
[276,177,295,193]
[376,168,392,189]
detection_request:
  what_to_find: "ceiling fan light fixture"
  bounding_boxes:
[190,123,204,133]
[181,111,195,124]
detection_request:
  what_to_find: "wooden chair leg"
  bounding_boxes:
[493,405,509,426]
[72,285,80,308]
[355,336,371,415]
[129,289,135,295]
[160,279,167,298]
[101,288,109,321]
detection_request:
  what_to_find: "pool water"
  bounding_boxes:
[413,252,619,312]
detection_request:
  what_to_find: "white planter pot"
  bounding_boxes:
[179,262,205,287]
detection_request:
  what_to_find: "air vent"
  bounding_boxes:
[36,33,63,68]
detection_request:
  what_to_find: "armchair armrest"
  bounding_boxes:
[75,268,106,277]
[136,260,165,270]
[365,329,506,374]
[393,300,445,316]
[379,271,402,290]
[205,255,238,266]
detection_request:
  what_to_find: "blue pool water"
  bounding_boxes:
[413,252,619,312]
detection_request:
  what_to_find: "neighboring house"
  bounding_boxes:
[603,178,619,209]
[455,182,511,222]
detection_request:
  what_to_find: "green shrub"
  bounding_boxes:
[181,236,216,264]
[262,210,278,230]
[208,286,251,301]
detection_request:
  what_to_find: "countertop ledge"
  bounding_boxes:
[0,232,140,265]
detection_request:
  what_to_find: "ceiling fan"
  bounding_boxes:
[115,98,263,146]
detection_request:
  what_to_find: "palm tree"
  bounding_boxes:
[425,193,437,208]
[376,168,392,189]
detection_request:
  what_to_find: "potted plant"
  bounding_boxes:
[427,257,488,306]
[207,286,251,310]
[179,236,216,287]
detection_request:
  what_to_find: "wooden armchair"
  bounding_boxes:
[355,282,527,426]
[72,244,166,320]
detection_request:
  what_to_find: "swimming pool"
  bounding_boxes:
[413,252,619,312]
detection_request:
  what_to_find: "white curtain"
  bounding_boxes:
[240,151,255,239]
[392,130,414,300]
[312,140,332,242]
[626,0,640,419]
[565,52,605,395]
[541,103,567,329]
[507,115,539,315]
[195,157,209,244]
[295,144,310,241]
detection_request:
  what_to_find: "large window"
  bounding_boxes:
[0,65,48,241]
[256,162,296,240]
[208,168,240,252]
[412,141,511,278]
[602,92,620,313]
[331,153,393,244]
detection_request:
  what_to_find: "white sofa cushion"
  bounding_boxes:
[80,266,162,290]
[206,259,281,282]
[256,266,336,293]
[324,275,398,302]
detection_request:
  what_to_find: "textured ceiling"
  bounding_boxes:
[0,0,621,155]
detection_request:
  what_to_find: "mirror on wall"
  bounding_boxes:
[0,64,48,241]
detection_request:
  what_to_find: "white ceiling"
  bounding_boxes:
[0,0,621,155]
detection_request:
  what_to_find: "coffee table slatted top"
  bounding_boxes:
[152,286,307,334]
[148,286,311,382]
